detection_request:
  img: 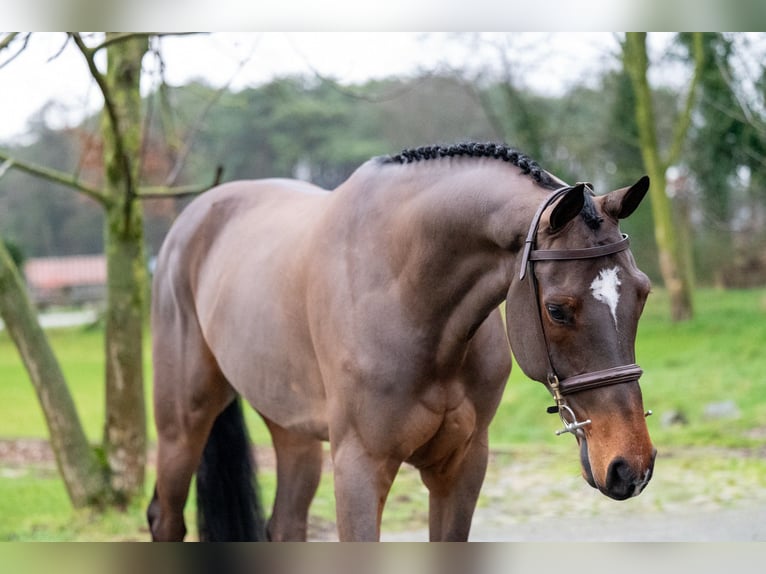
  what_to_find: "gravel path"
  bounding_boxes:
[381,445,766,542]
[3,439,764,541]
[463,502,766,541]
[380,499,766,541]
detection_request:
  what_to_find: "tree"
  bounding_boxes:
[453,34,549,160]
[623,32,704,322]
[82,33,150,502]
[679,33,766,286]
[0,32,212,508]
[0,110,105,257]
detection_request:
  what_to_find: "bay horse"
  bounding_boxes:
[146,142,656,542]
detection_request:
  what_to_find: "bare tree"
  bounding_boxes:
[623,33,703,322]
[0,32,216,507]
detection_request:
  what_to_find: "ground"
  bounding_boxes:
[2,439,764,541]
[384,447,766,542]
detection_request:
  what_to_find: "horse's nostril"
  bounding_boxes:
[605,457,636,501]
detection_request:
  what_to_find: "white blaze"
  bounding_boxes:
[590,267,622,327]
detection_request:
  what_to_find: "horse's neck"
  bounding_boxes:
[383,161,543,274]
[338,161,544,355]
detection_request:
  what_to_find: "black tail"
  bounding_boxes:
[196,398,267,541]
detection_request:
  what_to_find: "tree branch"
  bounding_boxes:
[0,149,110,205]
[0,159,13,179]
[46,34,72,63]
[0,32,19,51]
[137,165,223,199]
[69,33,136,204]
[665,32,705,170]
[284,33,428,103]
[712,40,766,138]
[89,32,203,54]
[467,80,509,141]
[159,51,247,187]
[0,33,31,70]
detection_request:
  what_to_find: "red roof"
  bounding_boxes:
[24,255,106,290]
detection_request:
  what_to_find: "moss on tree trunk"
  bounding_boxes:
[100,34,149,501]
[624,33,696,322]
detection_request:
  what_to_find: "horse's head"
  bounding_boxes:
[506,176,656,500]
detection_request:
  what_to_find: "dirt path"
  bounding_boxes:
[380,503,766,541]
[462,502,766,541]
[381,446,766,542]
[3,440,764,541]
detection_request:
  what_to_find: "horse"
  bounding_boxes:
[146,142,656,542]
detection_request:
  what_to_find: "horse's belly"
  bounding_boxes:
[212,329,330,440]
[193,210,330,438]
[241,363,329,440]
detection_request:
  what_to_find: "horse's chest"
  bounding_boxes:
[404,396,478,469]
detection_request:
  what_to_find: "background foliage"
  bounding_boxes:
[2,34,765,286]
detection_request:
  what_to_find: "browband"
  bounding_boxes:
[519,183,630,279]
[529,234,630,262]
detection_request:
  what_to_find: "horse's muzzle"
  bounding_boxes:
[579,440,656,500]
[602,449,657,500]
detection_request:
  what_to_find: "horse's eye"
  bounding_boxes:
[546,304,569,324]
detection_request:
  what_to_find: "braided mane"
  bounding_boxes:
[380,142,558,190]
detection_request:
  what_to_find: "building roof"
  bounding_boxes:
[24,255,106,291]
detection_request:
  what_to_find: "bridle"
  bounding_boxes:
[520,184,648,437]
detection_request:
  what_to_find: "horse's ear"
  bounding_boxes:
[604,175,650,220]
[549,183,586,232]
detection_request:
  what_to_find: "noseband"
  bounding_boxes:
[520,184,645,436]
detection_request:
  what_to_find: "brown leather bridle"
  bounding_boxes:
[520,184,646,436]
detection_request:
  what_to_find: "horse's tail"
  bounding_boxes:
[196,397,267,541]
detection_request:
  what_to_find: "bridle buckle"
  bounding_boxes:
[547,374,591,437]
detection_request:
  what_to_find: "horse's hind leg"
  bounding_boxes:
[147,317,234,541]
[262,418,323,541]
[148,426,212,541]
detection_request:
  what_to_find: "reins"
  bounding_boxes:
[520,184,646,437]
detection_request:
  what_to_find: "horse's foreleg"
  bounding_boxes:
[264,419,323,541]
[419,429,489,542]
[331,435,401,541]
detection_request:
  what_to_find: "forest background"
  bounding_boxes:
[2,33,765,290]
[0,32,765,537]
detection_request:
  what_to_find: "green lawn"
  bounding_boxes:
[1,288,765,540]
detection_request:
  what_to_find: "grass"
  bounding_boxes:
[1,287,765,540]
[0,448,426,541]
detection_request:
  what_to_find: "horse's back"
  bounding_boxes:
[154,178,328,311]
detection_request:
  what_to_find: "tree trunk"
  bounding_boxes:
[0,240,108,507]
[624,33,695,322]
[100,34,149,502]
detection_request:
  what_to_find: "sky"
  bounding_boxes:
[0,32,625,144]
[5,32,763,147]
